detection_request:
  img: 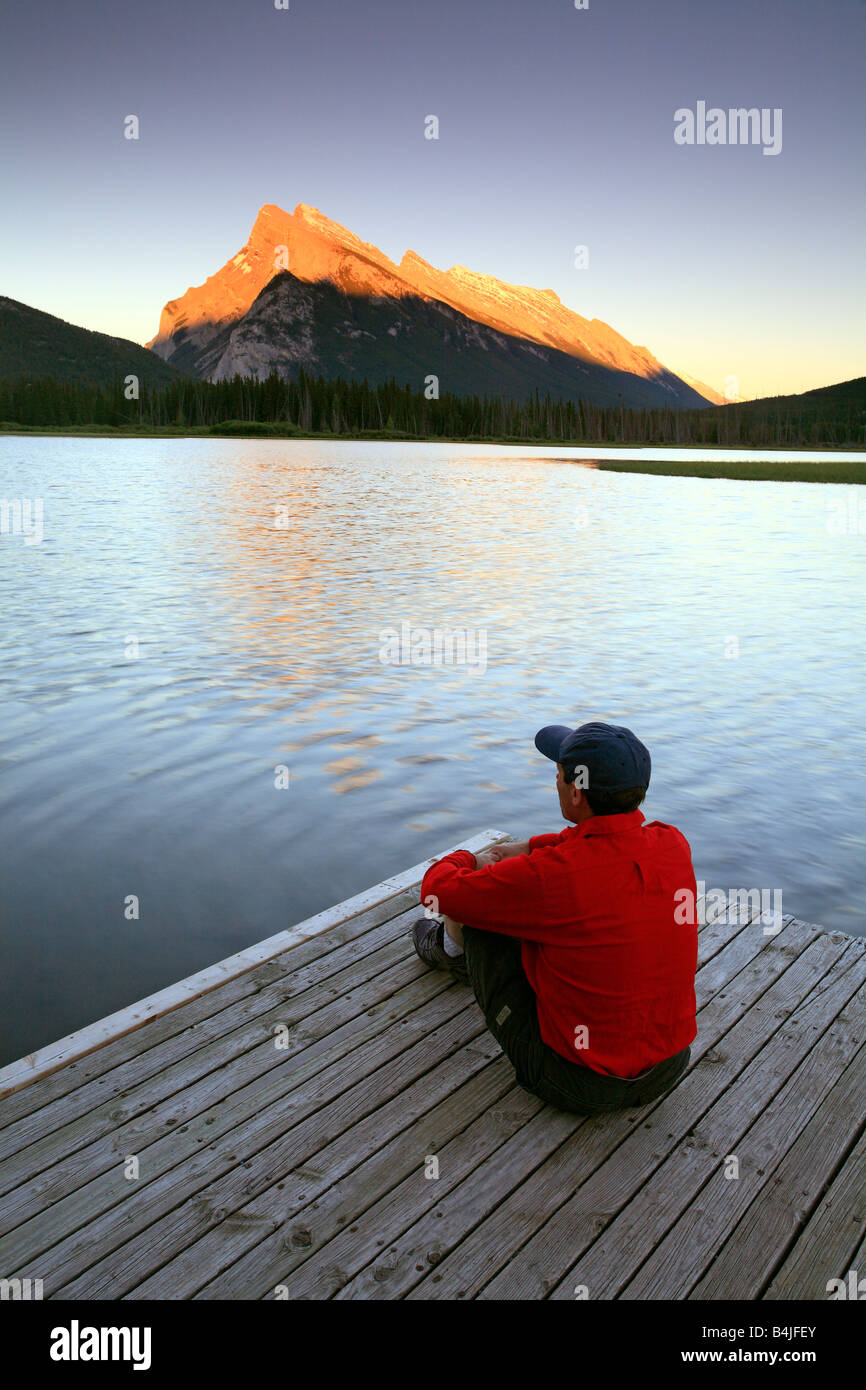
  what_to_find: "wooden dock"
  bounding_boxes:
[1,828,864,1301]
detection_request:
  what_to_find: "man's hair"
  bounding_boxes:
[562,766,647,816]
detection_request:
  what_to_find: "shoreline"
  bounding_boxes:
[3,425,865,483]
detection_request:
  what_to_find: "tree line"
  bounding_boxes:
[1,370,862,446]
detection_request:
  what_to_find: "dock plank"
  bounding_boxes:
[192,1061,521,1300]
[181,1077,547,1301]
[586,964,866,1299]
[0,952,451,1245]
[0,830,507,1104]
[478,931,858,1299]
[689,1038,866,1299]
[0,904,449,1196]
[62,1006,497,1299]
[406,915,823,1299]
[8,982,481,1291]
[763,1129,866,1300]
[0,888,422,1150]
[1,827,863,1303]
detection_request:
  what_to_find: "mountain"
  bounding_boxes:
[667,368,728,406]
[148,203,714,409]
[0,297,184,388]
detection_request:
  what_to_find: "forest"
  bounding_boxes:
[1,370,863,448]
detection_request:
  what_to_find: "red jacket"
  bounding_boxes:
[420,811,698,1078]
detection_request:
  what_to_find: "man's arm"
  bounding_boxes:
[487,829,572,860]
[420,843,573,941]
[487,839,530,861]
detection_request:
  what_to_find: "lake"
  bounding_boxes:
[1,436,864,1067]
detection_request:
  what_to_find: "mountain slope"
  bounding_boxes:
[718,376,865,415]
[700,375,866,437]
[667,368,728,406]
[162,270,711,409]
[0,297,185,387]
[148,203,713,408]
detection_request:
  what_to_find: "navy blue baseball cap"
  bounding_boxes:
[534,721,651,791]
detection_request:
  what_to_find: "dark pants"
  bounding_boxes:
[462,926,691,1116]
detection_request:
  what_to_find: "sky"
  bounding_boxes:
[1,0,864,400]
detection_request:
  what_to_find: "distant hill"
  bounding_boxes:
[716,376,865,415]
[700,376,866,443]
[148,202,715,410]
[0,297,185,388]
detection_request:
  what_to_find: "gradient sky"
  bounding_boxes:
[2,0,864,399]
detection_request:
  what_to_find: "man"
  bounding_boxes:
[412,721,697,1115]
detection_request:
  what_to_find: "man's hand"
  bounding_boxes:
[488,839,531,862]
[472,840,530,869]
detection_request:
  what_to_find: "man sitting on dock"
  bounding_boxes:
[412,721,697,1115]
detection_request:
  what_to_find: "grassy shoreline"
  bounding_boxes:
[595,458,866,483]
[2,423,864,483]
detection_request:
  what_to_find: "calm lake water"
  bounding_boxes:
[1,437,865,1066]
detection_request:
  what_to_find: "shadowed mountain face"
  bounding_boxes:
[149,203,714,408]
[159,272,712,409]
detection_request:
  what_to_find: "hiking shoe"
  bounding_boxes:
[411,918,469,982]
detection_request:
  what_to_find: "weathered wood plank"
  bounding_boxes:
[193,1060,521,1300]
[690,1040,866,1300]
[476,931,857,1300]
[763,1128,866,1300]
[0,829,508,1101]
[694,914,809,999]
[59,1005,496,1299]
[844,1230,866,1290]
[29,985,485,1290]
[0,886,421,1142]
[331,1101,578,1300]
[407,915,821,1299]
[686,1039,866,1295]
[161,1075,546,1302]
[139,908,803,1301]
[695,896,758,965]
[0,904,436,1192]
[602,974,866,1299]
[2,975,477,1283]
[0,948,445,1238]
